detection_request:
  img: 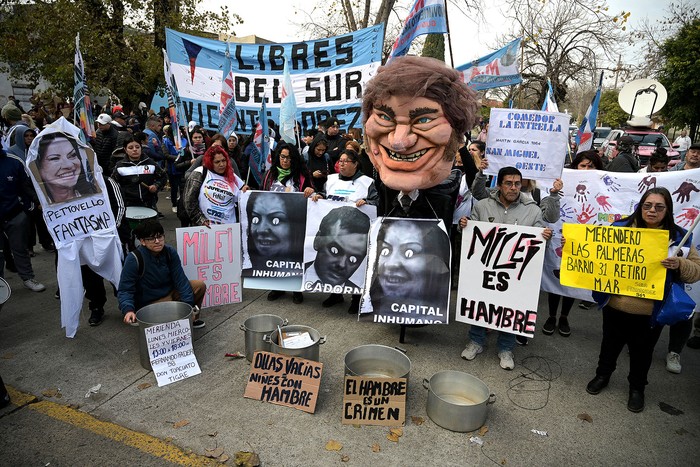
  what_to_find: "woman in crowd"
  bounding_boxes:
[305,138,333,193]
[242,143,314,304]
[184,145,244,227]
[162,125,186,213]
[227,133,245,178]
[586,187,700,413]
[312,148,378,312]
[35,132,99,204]
[112,134,167,209]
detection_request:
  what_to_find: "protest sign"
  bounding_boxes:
[484,108,569,182]
[560,224,668,299]
[342,376,406,426]
[165,25,384,132]
[303,200,376,295]
[239,191,307,279]
[244,351,323,414]
[359,218,450,325]
[177,224,242,308]
[455,221,547,337]
[146,318,202,387]
[540,168,700,304]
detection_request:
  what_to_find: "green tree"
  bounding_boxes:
[658,18,700,140]
[421,34,445,61]
[597,89,627,128]
[0,0,238,109]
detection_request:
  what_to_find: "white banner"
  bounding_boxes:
[484,108,570,182]
[302,200,377,295]
[176,224,242,308]
[147,318,202,387]
[455,221,547,337]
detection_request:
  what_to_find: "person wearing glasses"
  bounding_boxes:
[458,167,553,371]
[117,220,206,328]
[586,187,700,413]
[311,148,378,312]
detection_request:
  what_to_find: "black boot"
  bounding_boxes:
[586,375,609,395]
[627,389,645,413]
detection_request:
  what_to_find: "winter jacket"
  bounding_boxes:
[470,186,546,228]
[111,155,167,208]
[0,148,34,223]
[93,125,119,172]
[6,124,31,161]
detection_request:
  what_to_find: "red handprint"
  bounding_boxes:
[676,207,700,228]
[577,203,595,224]
[596,195,612,212]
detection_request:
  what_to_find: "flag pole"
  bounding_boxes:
[444,0,454,68]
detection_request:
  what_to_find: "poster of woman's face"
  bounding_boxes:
[302,201,376,295]
[239,191,307,277]
[29,133,100,205]
[359,218,451,324]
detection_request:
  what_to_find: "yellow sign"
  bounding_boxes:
[560,224,668,300]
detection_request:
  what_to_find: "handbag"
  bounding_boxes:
[654,282,696,326]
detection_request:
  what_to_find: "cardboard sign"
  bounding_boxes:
[484,108,569,182]
[146,318,202,387]
[560,224,668,300]
[342,376,406,426]
[244,351,323,414]
[455,221,547,337]
[177,224,242,308]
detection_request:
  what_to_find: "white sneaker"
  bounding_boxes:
[666,352,681,374]
[498,351,515,370]
[461,342,483,361]
[172,206,177,213]
[23,279,46,292]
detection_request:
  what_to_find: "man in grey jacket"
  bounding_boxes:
[458,166,552,370]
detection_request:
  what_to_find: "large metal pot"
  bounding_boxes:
[240,314,288,362]
[423,370,495,432]
[263,325,325,362]
[136,301,192,371]
[344,345,411,379]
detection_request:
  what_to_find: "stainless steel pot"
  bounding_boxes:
[136,301,192,371]
[240,314,288,362]
[263,325,326,362]
[344,345,411,379]
[423,370,495,432]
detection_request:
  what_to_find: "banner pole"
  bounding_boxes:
[444,0,454,68]
[673,215,700,257]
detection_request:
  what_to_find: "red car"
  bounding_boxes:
[599,128,680,168]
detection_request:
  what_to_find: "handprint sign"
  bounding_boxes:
[637,175,657,193]
[560,203,575,220]
[577,203,595,224]
[676,207,700,228]
[596,195,612,211]
[673,182,700,203]
[602,175,621,192]
[575,184,589,202]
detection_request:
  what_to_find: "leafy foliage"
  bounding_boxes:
[597,90,627,128]
[421,34,445,61]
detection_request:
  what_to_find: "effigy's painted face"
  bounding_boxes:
[365,95,454,192]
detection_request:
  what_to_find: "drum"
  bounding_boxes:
[125,206,158,230]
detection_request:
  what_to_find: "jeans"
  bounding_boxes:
[469,325,516,352]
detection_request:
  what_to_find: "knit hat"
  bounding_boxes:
[1,103,21,122]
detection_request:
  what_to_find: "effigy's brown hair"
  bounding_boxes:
[362,56,478,138]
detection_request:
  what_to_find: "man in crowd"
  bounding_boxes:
[459,167,552,370]
[674,130,692,161]
[94,113,119,173]
[671,143,700,172]
[118,220,206,328]
[144,115,165,167]
[606,136,639,173]
[112,111,132,149]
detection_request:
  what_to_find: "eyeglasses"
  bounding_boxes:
[501,181,522,188]
[338,159,355,164]
[279,155,291,160]
[642,203,666,212]
[142,233,165,243]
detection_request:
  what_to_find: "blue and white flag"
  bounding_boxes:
[388,0,448,62]
[218,42,237,139]
[163,48,184,150]
[249,99,272,185]
[456,38,522,91]
[575,72,603,153]
[279,57,297,144]
[73,33,95,141]
[541,78,559,113]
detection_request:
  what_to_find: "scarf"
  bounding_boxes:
[277,167,291,182]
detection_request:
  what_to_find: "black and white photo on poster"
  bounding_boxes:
[302,199,377,295]
[359,218,451,325]
[239,191,307,278]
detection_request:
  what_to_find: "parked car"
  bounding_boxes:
[598,128,680,168]
[593,127,612,149]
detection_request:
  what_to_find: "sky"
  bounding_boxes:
[201,0,669,72]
